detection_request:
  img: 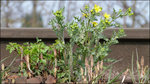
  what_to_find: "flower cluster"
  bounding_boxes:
[53,8,65,21]
[54,10,63,17]
[70,23,79,31]
[82,4,113,28]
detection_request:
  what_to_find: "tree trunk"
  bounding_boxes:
[32,0,37,27]
[6,0,9,27]
[122,1,128,28]
[132,1,136,27]
[67,1,71,22]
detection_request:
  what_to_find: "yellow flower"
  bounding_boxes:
[105,20,108,23]
[90,9,94,14]
[82,13,88,18]
[92,22,98,27]
[94,4,102,13]
[105,20,111,24]
[128,8,131,12]
[104,13,110,19]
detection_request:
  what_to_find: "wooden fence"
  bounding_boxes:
[0,28,149,73]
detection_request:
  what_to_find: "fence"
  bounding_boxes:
[0,28,149,73]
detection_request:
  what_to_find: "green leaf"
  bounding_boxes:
[90,59,122,83]
[107,69,125,84]
[107,66,113,83]
[40,59,47,65]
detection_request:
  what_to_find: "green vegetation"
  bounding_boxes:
[1,4,140,84]
[5,38,54,77]
[129,50,150,84]
[48,4,133,83]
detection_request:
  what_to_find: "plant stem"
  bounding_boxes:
[69,42,73,82]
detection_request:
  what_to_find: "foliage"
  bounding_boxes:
[3,4,135,83]
[6,38,54,77]
[49,4,133,83]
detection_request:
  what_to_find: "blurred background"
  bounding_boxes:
[1,0,149,28]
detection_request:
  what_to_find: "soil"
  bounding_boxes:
[2,75,56,84]
[1,69,137,84]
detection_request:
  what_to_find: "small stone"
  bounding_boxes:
[7,74,19,79]
[27,77,41,84]
[2,80,9,84]
[45,75,56,84]
[2,81,5,84]
[15,77,27,84]
[35,76,43,83]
